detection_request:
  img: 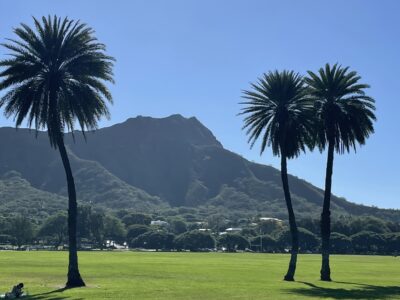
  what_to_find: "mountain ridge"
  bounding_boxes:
[0,114,398,222]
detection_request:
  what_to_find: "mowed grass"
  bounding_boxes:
[0,252,399,299]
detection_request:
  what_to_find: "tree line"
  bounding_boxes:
[1,211,398,256]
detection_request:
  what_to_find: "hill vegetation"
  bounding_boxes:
[0,114,398,223]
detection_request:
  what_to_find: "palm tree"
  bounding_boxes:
[0,16,114,287]
[240,70,314,281]
[305,63,376,281]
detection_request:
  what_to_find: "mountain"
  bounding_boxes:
[0,114,399,222]
[0,126,162,212]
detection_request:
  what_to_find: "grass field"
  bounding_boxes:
[0,252,399,299]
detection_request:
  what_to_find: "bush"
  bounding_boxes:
[381,233,400,254]
[250,234,277,252]
[127,225,152,243]
[351,231,385,253]
[0,234,16,244]
[169,219,188,235]
[122,213,151,227]
[218,234,249,251]
[175,230,215,251]
[130,231,175,250]
[330,232,352,254]
[277,228,319,252]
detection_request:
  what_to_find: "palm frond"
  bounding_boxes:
[305,63,376,154]
[0,15,115,148]
[240,70,315,158]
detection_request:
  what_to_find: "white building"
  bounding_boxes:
[225,227,242,233]
[151,220,169,227]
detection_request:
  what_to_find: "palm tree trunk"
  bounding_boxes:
[320,140,334,281]
[281,155,299,281]
[57,136,86,288]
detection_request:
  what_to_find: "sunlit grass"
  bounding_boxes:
[0,251,399,299]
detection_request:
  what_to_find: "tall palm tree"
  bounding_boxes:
[240,70,314,281]
[0,16,114,287]
[305,63,376,281]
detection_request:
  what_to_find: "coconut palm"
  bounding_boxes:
[305,63,376,281]
[0,16,114,287]
[240,70,314,281]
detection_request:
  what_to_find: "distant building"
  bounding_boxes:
[225,227,242,233]
[151,220,169,227]
[259,217,282,223]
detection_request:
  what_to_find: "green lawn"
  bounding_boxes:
[0,252,398,299]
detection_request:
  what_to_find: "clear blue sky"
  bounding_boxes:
[1,1,399,209]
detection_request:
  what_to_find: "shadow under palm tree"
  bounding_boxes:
[23,287,83,300]
[286,281,400,299]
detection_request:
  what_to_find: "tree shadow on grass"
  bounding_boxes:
[23,288,83,300]
[286,281,400,300]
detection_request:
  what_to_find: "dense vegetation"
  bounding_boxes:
[1,210,399,255]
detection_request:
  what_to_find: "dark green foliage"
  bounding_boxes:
[130,231,175,250]
[127,225,152,242]
[300,216,399,237]
[382,233,400,254]
[258,219,284,235]
[241,227,257,237]
[330,232,352,254]
[77,206,92,240]
[122,213,152,226]
[0,172,66,220]
[76,207,126,247]
[36,208,125,248]
[174,230,215,251]
[206,214,228,232]
[38,213,67,247]
[305,63,376,155]
[103,216,126,244]
[8,215,35,248]
[250,234,277,252]
[0,217,11,233]
[218,233,249,251]
[0,234,15,244]
[297,218,320,235]
[169,218,188,235]
[278,228,319,252]
[345,216,391,234]
[0,15,114,145]
[240,70,314,158]
[351,231,385,253]
[90,212,106,248]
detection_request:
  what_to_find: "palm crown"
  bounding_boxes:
[240,70,314,159]
[0,15,115,147]
[305,63,376,153]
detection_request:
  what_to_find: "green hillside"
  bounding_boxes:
[0,171,66,220]
[0,115,398,222]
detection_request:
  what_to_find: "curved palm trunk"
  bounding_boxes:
[281,155,299,281]
[57,136,86,288]
[320,140,334,281]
